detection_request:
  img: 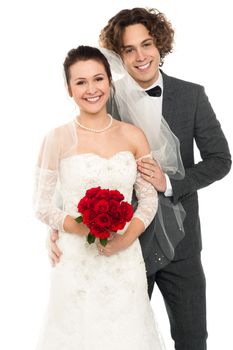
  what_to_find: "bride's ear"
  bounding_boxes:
[68,86,73,97]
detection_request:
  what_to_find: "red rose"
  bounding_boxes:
[109,190,124,202]
[77,197,89,213]
[82,209,96,226]
[85,186,101,199]
[94,213,111,228]
[91,224,110,239]
[110,220,126,231]
[98,231,111,240]
[95,189,110,200]
[108,199,120,215]
[110,211,126,231]
[87,198,98,210]
[94,199,109,213]
[120,201,134,221]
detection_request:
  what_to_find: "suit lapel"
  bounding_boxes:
[161,70,176,126]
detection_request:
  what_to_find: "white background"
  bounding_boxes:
[0,1,232,349]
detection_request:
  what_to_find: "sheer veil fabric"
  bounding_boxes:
[100,48,184,179]
[100,48,186,265]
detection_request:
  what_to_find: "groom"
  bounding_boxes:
[50,8,231,350]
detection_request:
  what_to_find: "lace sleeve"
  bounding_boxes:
[34,123,77,231]
[133,170,158,229]
[34,167,67,231]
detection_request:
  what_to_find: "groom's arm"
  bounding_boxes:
[135,85,231,200]
[170,86,231,204]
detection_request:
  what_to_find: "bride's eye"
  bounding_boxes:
[76,81,85,86]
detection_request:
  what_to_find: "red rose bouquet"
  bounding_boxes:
[75,186,134,246]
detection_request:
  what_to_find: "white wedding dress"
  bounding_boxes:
[35,150,165,350]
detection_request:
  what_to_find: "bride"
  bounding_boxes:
[34,45,165,349]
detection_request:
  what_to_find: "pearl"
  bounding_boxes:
[75,114,113,133]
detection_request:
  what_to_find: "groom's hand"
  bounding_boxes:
[49,229,62,266]
[137,157,166,192]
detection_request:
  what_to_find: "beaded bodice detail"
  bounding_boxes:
[59,151,136,219]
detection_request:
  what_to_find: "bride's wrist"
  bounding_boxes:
[117,232,133,248]
[76,222,89,236]
[123,228,138,246]
[63,215,88,235]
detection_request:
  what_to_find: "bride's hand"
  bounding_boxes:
[97,234,130,256]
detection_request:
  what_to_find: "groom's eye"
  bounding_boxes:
[125,48,134,54]
[122,47,135,55]
[143,42,152,47]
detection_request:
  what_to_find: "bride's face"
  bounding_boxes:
[68,59,110,114]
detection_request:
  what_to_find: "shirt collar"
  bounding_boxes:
[144,71,163,91]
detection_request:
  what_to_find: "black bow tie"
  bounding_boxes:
[145,85,162,97]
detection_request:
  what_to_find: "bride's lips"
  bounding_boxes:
[84,95,102,103]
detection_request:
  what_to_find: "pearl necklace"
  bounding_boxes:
[75,114,113,133]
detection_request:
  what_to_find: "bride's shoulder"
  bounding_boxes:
[42,121,76,151]
[118,120,146,139]
[53,120,74,133]
[116,121,150,156]
[45,120,75,138]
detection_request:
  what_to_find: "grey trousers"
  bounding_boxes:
[147,254,207,350]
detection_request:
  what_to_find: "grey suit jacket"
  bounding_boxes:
[108,71,232,275]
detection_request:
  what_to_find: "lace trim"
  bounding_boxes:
[34,167,67,231]
[133,171,158,229]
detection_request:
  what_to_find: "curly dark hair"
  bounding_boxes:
[99,7,174,65]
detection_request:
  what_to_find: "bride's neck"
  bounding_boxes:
[78,112,109,128]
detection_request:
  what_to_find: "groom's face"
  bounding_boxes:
[120,23,161,89]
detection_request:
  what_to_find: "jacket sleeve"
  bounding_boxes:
[170,85,231,204]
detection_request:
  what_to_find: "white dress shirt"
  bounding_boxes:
[145,72,173,197]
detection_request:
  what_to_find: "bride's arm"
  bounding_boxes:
[34,126,88,236]
[34,168,87,235]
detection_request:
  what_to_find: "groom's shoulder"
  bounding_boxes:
[161,70,204,92]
